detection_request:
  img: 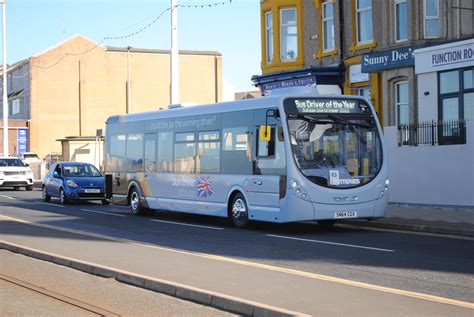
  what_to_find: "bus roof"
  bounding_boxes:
[105,92,370,125]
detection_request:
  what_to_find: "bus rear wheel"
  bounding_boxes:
[230,193,249,228]
[129,188,146,216]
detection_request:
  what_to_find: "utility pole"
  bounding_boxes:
[170,0,179,105]
[127,46,132,113]
[1,0,7,156]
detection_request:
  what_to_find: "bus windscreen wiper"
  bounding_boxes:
[327,114,373,129]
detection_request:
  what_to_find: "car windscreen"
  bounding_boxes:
[0,159,26,167]
[63,165,102,177]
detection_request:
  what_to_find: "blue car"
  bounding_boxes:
[42,162,108,205]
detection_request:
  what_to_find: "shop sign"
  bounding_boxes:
[261,76,316,95]
[415,39,474,74]
[349,64,369,83]
[362,46,422,72]
[17,128,28,156]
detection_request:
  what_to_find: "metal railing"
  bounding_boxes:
[398,120,466,146]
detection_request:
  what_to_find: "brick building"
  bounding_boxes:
[0,35,223,158]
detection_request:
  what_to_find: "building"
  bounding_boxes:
[257,1,474,207]
[0,35,223,158]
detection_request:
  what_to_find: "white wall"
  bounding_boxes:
[417,72,438,123]
[384,122,474,207]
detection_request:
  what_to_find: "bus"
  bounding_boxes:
[104,91,388,227]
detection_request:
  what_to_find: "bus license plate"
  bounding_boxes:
[335,211,357,219]
[85,189,100,193]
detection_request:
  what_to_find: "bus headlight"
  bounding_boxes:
[290,179,309,200]
[380,179,389,196]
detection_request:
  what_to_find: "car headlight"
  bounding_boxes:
[290,179,309,200]
[0,171,4,176]
[66,180,78,188]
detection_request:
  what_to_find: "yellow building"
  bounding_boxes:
[1,35,222,158]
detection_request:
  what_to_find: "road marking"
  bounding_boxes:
[150,219,224,231]
[266,234,395,252]
[80,209,126,218]
[39,202,64,208]
[0,195,15,200]
[1,214,473,310]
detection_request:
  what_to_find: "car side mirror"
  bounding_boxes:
[53,172,61,178]
[24,162,30,167]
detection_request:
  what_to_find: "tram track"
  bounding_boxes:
[0,273,120,317]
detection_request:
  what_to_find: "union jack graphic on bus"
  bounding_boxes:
[197,176,214,199]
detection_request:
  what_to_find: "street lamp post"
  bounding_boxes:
[1,0,7,156]
[170,0,179,105]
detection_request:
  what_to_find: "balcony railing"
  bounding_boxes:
[398,120,466,146]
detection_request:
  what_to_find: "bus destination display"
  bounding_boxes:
[294,99,359,114]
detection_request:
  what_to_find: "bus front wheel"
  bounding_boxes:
[129,188,146,216]
[230,193,249,228]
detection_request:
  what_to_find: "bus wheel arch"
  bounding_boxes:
[228,190,249,228]
[127,184,146,216]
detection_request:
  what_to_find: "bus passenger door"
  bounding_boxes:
[247,125,286,221]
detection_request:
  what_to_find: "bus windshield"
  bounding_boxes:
[284,97,383,189]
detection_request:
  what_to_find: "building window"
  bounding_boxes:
[395,0,407,42]
[424,0,439,38]
[280,8,297,61]
[322,1,335,51]
[265,11,273,63]
[356,0,373,44]
[396,82,409,125]
[355,87,371,100]
[439,67,474,122]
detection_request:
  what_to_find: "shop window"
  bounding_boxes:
[395,0,407,42]
[322,1,335,51]
[356,0,373,44]
[396,82,409,126]
[265,11,273,63]
[424,0,439,38]
[280,8,297,61]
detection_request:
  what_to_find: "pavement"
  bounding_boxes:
[1,250,235,317]
[341,203,474,237]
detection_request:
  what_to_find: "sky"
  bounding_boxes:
[3,0,261,92]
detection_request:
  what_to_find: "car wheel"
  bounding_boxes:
[42,186,51,202]
[129,188,145,215]
[230,193,249,228]
[101,199,110,205]
[26,185,33,191]
[317,220,337,228]
[59,188,68,205]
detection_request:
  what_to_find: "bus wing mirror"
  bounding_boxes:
[259,125,271,142]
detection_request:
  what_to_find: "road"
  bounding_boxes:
[1,189,473,316]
